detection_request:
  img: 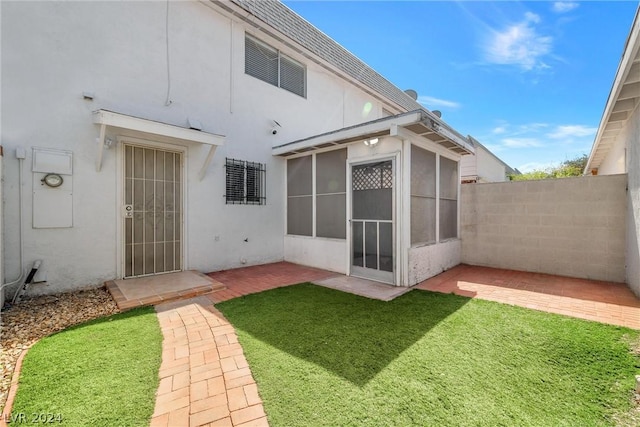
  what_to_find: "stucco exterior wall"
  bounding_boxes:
[1,1,392,294]
[476,146,508,183]
[284,236,347,274]
[408,239,460,286]
[0,148,4,307]
[461,175,627,283]
[460,153,476,180]
[460,145,508,183]
[625,105,640,295]
[598,130,627,175]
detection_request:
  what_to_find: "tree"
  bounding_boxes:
[509,154,588,181]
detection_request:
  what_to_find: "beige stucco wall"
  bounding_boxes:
[461,175,627,283]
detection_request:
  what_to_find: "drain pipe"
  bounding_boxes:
[1,150,26,301]
[11,260,41,305]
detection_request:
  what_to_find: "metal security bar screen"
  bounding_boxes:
[124,145,182,278]
[225,158,266,205]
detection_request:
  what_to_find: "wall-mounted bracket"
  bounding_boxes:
[198,145,218,181]
[95,123,106,172]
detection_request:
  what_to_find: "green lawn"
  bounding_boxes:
[11,307,162,427]
[217,284,640,426]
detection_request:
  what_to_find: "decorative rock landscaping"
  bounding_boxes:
[0,288,119,412]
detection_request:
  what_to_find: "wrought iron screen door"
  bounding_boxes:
[123,144,183,278]
[350,160,394,284]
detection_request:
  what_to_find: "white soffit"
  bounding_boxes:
[586,7,640,173]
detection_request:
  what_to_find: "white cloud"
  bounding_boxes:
[524,12,541,24]
[484,13,553,71]
[492,126,507,134]
[501,137,544,148]
[552,2,579,13]
[518,161,557,173]
[417,96,461,110]
[547,125,597,139]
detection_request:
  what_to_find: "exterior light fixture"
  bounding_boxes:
[364,138,379,146]
[41,173,64,188]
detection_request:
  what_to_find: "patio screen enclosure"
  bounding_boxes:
[285,142,459,286]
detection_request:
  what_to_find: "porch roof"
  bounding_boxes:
[92,109,225,180]
[272,110,474,157]
[93,109,225,146]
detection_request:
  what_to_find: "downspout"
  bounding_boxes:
[0,151,25,306]
[11,259,41,305]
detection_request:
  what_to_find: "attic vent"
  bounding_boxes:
[245,34,306,98]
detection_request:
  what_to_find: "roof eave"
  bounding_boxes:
[272,110,474,157]
[585,6,640,174]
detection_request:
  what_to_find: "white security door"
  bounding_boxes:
[123,144,183,278]
[350,160,394,284]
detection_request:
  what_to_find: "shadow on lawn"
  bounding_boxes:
[216,283,471,387]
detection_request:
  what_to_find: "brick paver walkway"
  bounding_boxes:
[148,263,337,427]
[151,297,268,427]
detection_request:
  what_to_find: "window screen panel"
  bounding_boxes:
[411,196,436,245]
[316,149,346,239]
[379,222,393,272]
[316,149,346,194]
[411,145,436,198]
[316,194,346,239]
[280,55,306,97]
[287,196,312,236]
[287,156,312,236]
[440,157,459,200]
[352,189,392,220]
[352,221,364,267]
[245,35,278,86]
[287,156,312,196]
[365,222,378,269]
[439,199,458,240]
[410,145,437,245]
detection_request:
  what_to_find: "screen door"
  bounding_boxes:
[351,160,394,284]
[123,144,183,278]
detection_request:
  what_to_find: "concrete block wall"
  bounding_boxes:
[461,175,627,283]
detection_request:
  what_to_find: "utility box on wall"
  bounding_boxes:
[32,147,73,228]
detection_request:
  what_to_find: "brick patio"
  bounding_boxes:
[417,264,640,329]
[146,261,640,427]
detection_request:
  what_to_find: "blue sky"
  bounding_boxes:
[283,1,638,172]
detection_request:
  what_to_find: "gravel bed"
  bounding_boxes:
[0,288,119,412]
